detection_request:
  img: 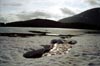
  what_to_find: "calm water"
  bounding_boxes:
[0,27,100,66]
[0,27,96,35]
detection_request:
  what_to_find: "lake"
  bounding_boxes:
[0,27,100,66]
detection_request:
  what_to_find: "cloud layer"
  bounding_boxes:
[85,0,100,6]
[0,0,100,22]
[60,8,75,15]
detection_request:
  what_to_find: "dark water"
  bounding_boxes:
[0,27,98,35]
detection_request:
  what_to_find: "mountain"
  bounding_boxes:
[6,19,64,28]
[2,8,100,30]
[0,23,5,26]
[59,8,100,30]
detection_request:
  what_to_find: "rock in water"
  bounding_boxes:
[23,48,45,58]
[42,43,72,56]
[68,40,77,45]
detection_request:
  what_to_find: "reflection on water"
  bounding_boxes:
[0,27,99,35]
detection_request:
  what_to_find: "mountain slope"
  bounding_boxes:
[6,19,64,28]
[59,8,100,29]
[0,23,5,26]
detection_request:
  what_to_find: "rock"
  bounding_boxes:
[41,45,51,53]
[50,39,64,44]
[42,43,72,56]
[23,48,45,58]
[68,40,77,45]
[88,63,95,66]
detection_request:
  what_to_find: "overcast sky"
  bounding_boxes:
[0,0,100,23]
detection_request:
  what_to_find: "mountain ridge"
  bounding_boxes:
[5,19,64,28]
[59,8,100,25]
[0,8,100,30]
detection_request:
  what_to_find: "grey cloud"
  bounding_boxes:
[60,8,75,15]
[16,11,52,21]
[85,0,100,6]
[0,14,19,23]
[0,11,58,22]
[0,0,22,7]
[0,16,7,22]
[31,11,51,18]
